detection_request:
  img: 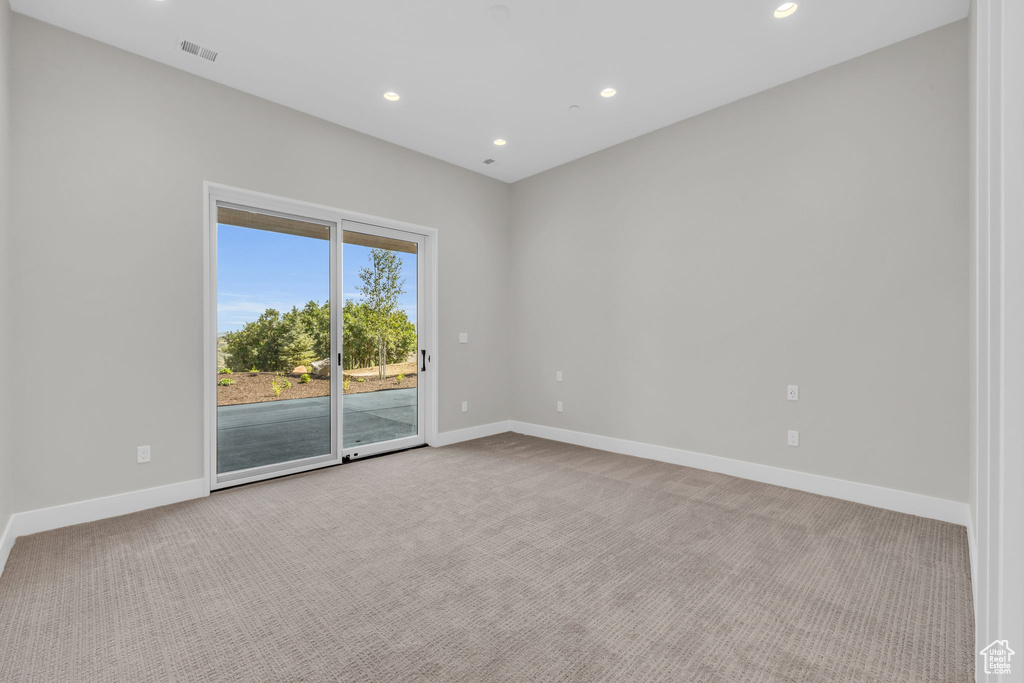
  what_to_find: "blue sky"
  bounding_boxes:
[217,224,417,333]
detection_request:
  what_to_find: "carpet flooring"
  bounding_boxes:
[0,433,974,682]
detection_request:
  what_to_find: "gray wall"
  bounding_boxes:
[7,14,970,515]
[0,0,12,533]
[509,21,970,502]
[9,16,511,513]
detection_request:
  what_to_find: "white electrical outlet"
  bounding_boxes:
[461,401,468,413]
[787,385,799,401]
[556,371,563,382]
[557,401,563,413]
[459,333,469,344]
[137,445,151,463]
[787,431,799,447]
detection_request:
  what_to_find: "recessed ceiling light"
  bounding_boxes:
[383,91,400,101]
[600,88,616,98]
[488,5,511,22]
[773,2,798,18]
[493,139,507,146]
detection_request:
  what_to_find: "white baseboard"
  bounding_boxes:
[0,421,504,578]
[0,479,207,579]
[432,420,513,448]
[508,421,969,526]
[1,425,969,580]
[0,514,15,580]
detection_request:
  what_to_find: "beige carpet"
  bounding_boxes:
[0,433,974,682]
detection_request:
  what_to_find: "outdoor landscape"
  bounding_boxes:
[216,246,417,407]
[215,363,418,406]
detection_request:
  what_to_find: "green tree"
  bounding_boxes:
[278,328,316,371]
[222,309,283,372]
[223,300,330,373]
[341,301,417,370]
[357,249,407,380]
[294,300,331,360]
[342,300,376,370]
[221,289,417,377]
[388,310,418,366]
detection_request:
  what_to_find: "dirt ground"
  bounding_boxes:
[217,365,418,407]
[346,361,418,379]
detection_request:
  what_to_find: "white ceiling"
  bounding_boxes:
[11,0,969,183]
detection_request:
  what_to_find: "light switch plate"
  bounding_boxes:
[459,333,468,344]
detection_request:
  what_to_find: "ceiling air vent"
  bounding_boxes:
[483,159,496,165]
[180,40,218,62]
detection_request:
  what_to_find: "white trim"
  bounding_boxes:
[996,0,1024,665]
[967,504,978,612]
[508,421,969,525]
[202,185,212,495]
[432,421,514,447]
[0,423,971,581]
[971,0,1024,668]
[0,514,16,577]
[426,230,439,447]
[9,479,208,538]
[215,453,340,489]
[0,479,208,578]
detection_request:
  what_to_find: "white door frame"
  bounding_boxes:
[207,197,342,489]
[971,0,1024,675]
[203,182,439,493]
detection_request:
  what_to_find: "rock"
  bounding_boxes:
[310,359,331,378]
[293,366,307,374]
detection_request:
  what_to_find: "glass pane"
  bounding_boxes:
[342,232,418,448]
[216,207,332,475]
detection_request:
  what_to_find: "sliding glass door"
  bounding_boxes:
[207,191,433,490]
[341,221,426,460]
[214,205,339,484]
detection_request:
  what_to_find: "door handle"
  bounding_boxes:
[421,350,426,372]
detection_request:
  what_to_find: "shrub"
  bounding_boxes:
[299,373,311,384]
[217,378,235,386]
[271,381,284,397]
[356,377,365,383]
[342,380,350,391]
[396,374,404,384]
[249,366,259,375]
[218,368,232,375]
